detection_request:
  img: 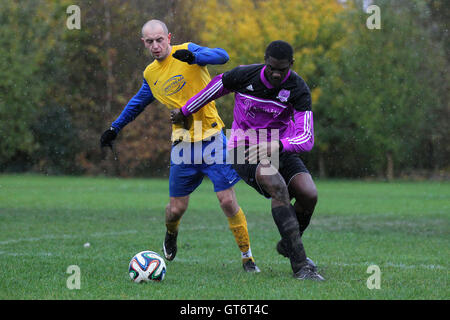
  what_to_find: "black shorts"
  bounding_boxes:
[229,147,310,198]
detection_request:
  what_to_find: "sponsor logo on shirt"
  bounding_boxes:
[163,75,186,96]
[243,98,283,118]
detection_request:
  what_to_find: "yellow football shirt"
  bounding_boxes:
[143,43,224,142]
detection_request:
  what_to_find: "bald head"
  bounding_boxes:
[141,19,172,61]
[141,20,169,37]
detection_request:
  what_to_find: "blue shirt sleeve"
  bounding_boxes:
[187,43,229,66]
[111,78,155,132]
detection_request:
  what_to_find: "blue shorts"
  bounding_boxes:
[169,131,240,197]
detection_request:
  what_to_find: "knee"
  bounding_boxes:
[262,179,290,206]
[289,173,318,207]
[258,175,290,205]
[308,187,318,204]
[218,192,237,213]
[166,202,187,219]
[219,196,234,209]
[298,187,318,208]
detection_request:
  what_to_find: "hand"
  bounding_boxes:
[170,109,186,124]
[172,49,195,64]
[100,128,117,148]
[245,140,281,163]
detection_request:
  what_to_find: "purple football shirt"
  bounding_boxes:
[181,64,314,153]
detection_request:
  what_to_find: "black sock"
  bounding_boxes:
[290,204,312,235]
[272,205,307,273]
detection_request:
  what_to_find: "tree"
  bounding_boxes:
[317,0,449,178]
[179,0,348,173]
[0,1,67,171]
[0,0,188,176]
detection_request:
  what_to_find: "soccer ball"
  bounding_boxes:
[128,250,166,282]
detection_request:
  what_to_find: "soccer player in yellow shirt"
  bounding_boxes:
[100,20,260,272]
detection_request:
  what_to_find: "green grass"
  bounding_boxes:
[0,174,448,300]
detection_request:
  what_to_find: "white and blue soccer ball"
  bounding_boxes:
[128,250,166,283]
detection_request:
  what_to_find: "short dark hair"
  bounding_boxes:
[265,40,294,62]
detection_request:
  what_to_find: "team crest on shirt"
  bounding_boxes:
[163,75,186,96]
[276,89,290,102]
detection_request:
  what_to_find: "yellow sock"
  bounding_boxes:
[227,208,253,261]
[166,219,181,235]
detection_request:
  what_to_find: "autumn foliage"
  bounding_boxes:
[0,0,448,179]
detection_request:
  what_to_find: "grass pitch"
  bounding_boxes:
[0,174,448,300]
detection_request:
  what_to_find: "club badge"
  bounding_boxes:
[277,89,290,102]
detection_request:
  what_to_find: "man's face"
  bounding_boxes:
[141,26,171,61]
[264,56,293,88]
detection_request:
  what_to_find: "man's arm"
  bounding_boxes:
[111,78,155,132]
[172,65,249,123]
[170,74,231,124]
[101,78,155,148]
[278,76,314,153]
[171,74,230,124]
[245,110,314,162]
[172,43,229,66]
[187,43,229,66]
[280,110,314,153]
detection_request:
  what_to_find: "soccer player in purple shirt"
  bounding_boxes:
[171,40,324,281]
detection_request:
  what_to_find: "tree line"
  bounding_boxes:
[0,0,448,179]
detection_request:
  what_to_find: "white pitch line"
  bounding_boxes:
[0,230,139,245]
[0,248,446,271]
[327,261,447,270]
[171,257,447,270]
[0,225,227,246]
[0,251,55,257]
[1,230,446,271]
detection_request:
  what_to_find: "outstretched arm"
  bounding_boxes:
[171,74,231,124]
[182,74,230,115]
[101,78,155,148]
[111,78,155,132]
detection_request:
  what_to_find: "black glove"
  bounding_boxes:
[172,49,195,64]
[100,127,117,148]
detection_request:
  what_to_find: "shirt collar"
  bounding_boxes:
[260,65,292,89]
